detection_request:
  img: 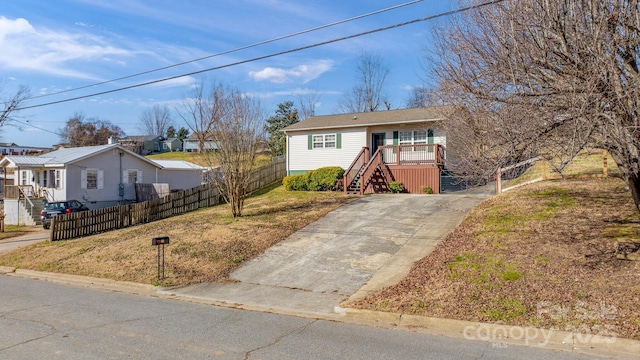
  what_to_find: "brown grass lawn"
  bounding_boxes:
[0,184,356,286]
[347,177,640,340]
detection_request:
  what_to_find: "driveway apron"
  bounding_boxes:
[162,188,491,317]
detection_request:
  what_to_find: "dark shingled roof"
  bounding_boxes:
[283,107,452,132]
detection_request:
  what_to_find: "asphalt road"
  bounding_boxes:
[0,276,599,360]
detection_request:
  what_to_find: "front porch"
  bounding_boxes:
[2,185,46,226]
[343,144,444,194]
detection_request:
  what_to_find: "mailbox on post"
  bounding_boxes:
[152,236,170,246]
[152,236,170,280]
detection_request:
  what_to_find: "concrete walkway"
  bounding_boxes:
[0,227,49,255]
[160,187,492,317]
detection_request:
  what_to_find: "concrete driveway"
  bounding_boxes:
[162,187,492,317]
[0,228,49,255]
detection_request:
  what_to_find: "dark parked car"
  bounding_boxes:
[40,200,89,229]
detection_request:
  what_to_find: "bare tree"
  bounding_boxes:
[138,104,174,136]
[297,89,320,120]
[60,112,125,147]
[405,86,438,109]
[179,80,265,217]
[339,52,390,113]
[430,0,640,208]
[0,85,30,132]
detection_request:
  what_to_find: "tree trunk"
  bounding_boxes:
[627,174,640,212]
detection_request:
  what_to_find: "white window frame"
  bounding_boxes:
[86,169,98,189]
[81,169,104,190]
[123,169,143,184]
[399,130,428,145]
[55,170,62,189]
[312,134,336,149]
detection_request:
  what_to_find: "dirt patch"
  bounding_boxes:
[347,178,640,340]
[0,185,356,287]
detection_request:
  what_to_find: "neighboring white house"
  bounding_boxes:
[0,144,207,225]
[183,133,218,153]
[0,142,50,156]
[282,107,449,176]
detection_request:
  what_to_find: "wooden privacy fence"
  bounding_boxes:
[246,156,286,194]
[50,184,220,241]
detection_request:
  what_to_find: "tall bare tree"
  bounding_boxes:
[179,80,265,217]
[60,112,125,147]
[297,89,320,120]
[431,0,640,209]
[339,52,390,113]
[0,85,30,133]
[138,104,174,136]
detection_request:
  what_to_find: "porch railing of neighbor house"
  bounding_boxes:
[343,147,369,192]
[379,144,444,166]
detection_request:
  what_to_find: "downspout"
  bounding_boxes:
[119,152,124,202]
[285,131,290,176]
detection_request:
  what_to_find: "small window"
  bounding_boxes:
[127,170,138,184]
[86,169,98,189]
[312,135,324,149]
[399,131,413,145]
[324,134,336,148]
[414,130,427,144]
[21,170,27,185]
[55,170,61,188]
[312,134,337,149]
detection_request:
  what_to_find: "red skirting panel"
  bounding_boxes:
[387,165,441,194]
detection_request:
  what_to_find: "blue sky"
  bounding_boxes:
[0,0,454,147]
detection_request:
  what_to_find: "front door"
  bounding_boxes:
[372,133,386,155]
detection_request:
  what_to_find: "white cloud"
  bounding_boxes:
[248,60,333,84]
[148,75,197,89]
[0,16,132,79]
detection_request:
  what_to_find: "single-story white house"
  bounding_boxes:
[0,144,206,225]
[282,107,451,194]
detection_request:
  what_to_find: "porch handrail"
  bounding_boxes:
[343,146,369,193]
[18,186,35,219]
[359,148,394,194]
[379,143,443,165]
[42,188,55,202]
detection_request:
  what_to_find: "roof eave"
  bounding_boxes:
[283,117,445,133]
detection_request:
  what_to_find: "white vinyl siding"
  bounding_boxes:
[289,129,364,172]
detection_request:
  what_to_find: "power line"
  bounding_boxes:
[16,0,507,112]
[25,0,424,101]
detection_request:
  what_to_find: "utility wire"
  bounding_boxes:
[25,0,423,101]
[16,0,507,112]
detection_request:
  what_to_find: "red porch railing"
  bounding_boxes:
[343,146,369,192]
[359,149,394,194]
[379,144,443,166]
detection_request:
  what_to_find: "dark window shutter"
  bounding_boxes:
[308,134,313,150]
[336,133,342,149]
[393,131,398,154]
[428,129,434,152]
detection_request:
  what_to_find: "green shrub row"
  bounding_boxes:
[283,167,345,191]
